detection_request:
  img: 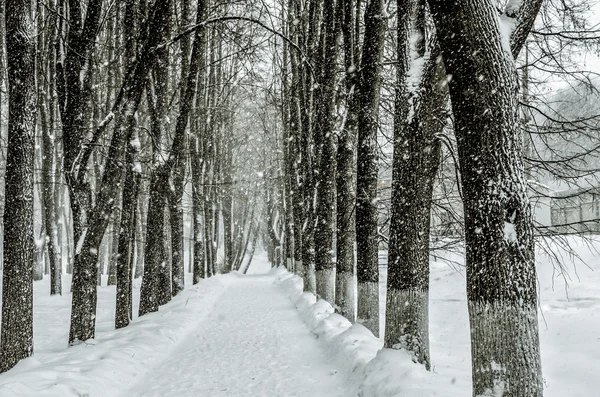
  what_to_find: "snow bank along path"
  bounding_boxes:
[122,272,352,397]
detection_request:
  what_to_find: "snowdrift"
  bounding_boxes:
[0,275,229,397]
[272,268,463,397]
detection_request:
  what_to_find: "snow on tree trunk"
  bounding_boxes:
[356,0,386,337]
[427,1,543,395]
[0,0,36,373]
[116,140,139,329]
[139,168,169,316]
[37,1,61,295]
[314,0,339,305]
[69,0,173,342]
[385,1,447,369]
[335,0,359,322]
[58,0,102,264]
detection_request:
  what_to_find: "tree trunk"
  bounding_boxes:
[115,140,140,329]
[0,0,36,372]
[355,0,385,337]
[336,0,359,322]
[69,0,173,343]
[58,0,102,256]
[384,1,447,369]
[139,166,169,316]
[314,0,340,305]
[426,1,543,395]
[107,189,122,286]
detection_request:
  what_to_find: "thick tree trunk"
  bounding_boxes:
[427,1,543,395]
[0,0,36,373]
[314,0,340,305]
[58,0,102,256]
[139,167,169,316]
[336,0,359,322]
[355,0,385,337]
[169,0,207,289]
[384,1,447,369]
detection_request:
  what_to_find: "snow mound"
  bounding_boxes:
[274,270,462,397]
[0,275,229,397]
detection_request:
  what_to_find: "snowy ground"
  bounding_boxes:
[378,236,600,397]
[0,236,597,396]
[122,274,350,397]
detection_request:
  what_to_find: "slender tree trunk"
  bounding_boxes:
[37,0,60,293]
[69,0,173,343]
[169,0,207,290]
[107,189,122,286]
[0,0,36,372]
[115,139,140,328]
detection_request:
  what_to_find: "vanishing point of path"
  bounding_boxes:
[122,274,354,397]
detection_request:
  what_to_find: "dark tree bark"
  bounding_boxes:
[107,192,122,287]
[69,0,173,343]
[0,0,36,373]
[384,0,448,369]
[314,0,340,305]
[139,164,169,315]
[57,0,103,252]
[222,140,234,273]
[138,2,174,315]
[426,1,543,395]
[289,0,304,277]
[336,0,359,321]
[168,0,207,290]
[192,55,207,283]
[297,0,323,294]
[114,0,139,329]
[38,0,61,295]
[355,0,386,336]
[115,137,140,328]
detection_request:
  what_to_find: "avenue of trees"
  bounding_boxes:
[1,0,600,396]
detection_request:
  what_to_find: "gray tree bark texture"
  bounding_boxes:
[115,0,140,329]
[426,1,543,396]
[139,167,169,316]
[169,0,207,288]
[314,0,340,305]
[38,3,61,295]
[59,0,102,253]
[115,140,139,329]
[0,0,36,373]
[69,0,173,343]
[355,0,386,337]
[384,0,447,370]
[335,0,359,322]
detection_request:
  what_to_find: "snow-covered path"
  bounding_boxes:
[122,274,353,397]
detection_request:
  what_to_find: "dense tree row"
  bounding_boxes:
[0,0,275,373]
